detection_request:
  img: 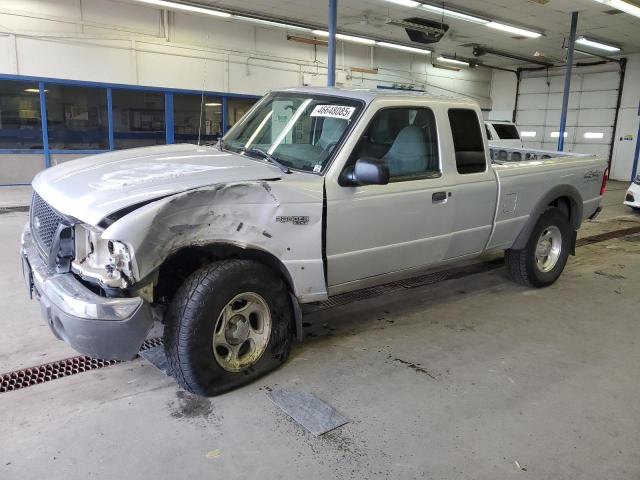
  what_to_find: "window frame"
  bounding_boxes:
[340,105,442,185]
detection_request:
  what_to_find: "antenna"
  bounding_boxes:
[197,33,210,146]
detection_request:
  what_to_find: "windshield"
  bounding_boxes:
[221,93,363,173]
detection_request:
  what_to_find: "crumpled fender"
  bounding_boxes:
[101,179,327,303]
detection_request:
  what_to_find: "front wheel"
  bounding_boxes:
[164,259,293,396]
[505,208,572,288]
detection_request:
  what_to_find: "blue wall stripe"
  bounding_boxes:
[0,73,261,99]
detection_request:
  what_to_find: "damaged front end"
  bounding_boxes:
[72,223,134,293]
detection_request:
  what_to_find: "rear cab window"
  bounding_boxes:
[448,109,487,175]
[491,123,520,139]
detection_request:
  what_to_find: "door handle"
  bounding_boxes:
[432,191,447,203]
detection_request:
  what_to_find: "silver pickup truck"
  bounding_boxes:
[21,87,607,395]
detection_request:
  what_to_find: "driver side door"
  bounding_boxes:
[325,105,454,290]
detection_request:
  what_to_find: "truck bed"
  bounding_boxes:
[489,145,594,164]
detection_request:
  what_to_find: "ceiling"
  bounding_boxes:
[196,0,640,66]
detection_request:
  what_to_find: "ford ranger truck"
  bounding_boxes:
[21,87,608,395]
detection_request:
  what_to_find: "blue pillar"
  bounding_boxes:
[38,81,50,168]
[106,88,115,151]
[327,0,337,87]
[165,92,174,144]
[558,11,578,152]
[631,101,640,180]
[222,96,229,137]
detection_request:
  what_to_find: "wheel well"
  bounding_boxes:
[548,195,578,229]
[154,244,294,305]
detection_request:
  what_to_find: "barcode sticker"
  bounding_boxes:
[310,104,355,119]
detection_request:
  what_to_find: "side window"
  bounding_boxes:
[448,109,486,175]
[345,107,440,181]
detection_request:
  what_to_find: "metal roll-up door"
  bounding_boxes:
[515,64,622,161]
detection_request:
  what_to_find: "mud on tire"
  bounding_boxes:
[163,259,293,396]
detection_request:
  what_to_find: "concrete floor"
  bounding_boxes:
[1,181,639,479]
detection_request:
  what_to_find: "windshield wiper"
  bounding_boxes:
[240,147,291,174]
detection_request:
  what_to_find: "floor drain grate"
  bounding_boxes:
[0,337,163,394]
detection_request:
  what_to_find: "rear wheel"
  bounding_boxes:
[163,259,293,396]
[505,208,571,288]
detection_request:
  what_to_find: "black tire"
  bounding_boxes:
[505,208,572,288]
[632,207,640,212]
[164,259,293,396]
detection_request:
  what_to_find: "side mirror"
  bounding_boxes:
[344,157,390,186]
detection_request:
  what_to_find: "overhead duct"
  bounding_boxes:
[385,17,449,43]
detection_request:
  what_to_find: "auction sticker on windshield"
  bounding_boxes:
[310,105,356,119]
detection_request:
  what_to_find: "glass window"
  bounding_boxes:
[223,93,362,173]
[112,90,165,149]
[345,107,440,181]
[491,123,520,139]
[45,85,108,150]
[0,80,43,149]
[448,109,486,175]
[226,98,257,131]
[173,94,222,144]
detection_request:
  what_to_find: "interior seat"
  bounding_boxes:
[382,125,428,176]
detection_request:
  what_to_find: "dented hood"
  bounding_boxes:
[32,144,283,226]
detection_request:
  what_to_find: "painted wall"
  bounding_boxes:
[0,0,492,101]
[0,0,494,184]
[487,54,640,181]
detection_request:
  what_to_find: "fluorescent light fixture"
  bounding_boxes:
[551,131,568,138]
[437,56,469,66]
[24,88,43,93]
[132,0,231,18]
[584,132,604,139]
[233,15,311,32]
[520,131,537,137]
[312,30,376,45]
[384,0,420,6]
[576,36,620,52]
[419,3,488,24]
[205,102,221,106]
[594,0,640,18]
[377,42,430,54]
[486,21,542,38]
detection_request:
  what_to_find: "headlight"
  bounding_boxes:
[72,224,133,289]
[634,174,640,185]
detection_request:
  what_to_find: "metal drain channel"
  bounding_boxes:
[0,337,163,394]
[576,225,640,247]
[0,206,30,215]
[1,223,638,394]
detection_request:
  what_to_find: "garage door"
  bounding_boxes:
[515,64,622,161]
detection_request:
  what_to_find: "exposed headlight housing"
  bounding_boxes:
[72,224,133,289]
[634,174,640,185]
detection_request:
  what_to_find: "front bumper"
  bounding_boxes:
[624,182,640,209]
[21,225,154,360]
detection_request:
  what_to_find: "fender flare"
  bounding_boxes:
[511,184,583,250]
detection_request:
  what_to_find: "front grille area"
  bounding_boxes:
[31,192,65,253]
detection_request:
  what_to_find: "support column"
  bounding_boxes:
[558,11,578,151]
[327,0,337,87]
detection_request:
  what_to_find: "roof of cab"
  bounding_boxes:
[272,86,478,106]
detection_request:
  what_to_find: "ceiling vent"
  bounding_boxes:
[385,17,449,44]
